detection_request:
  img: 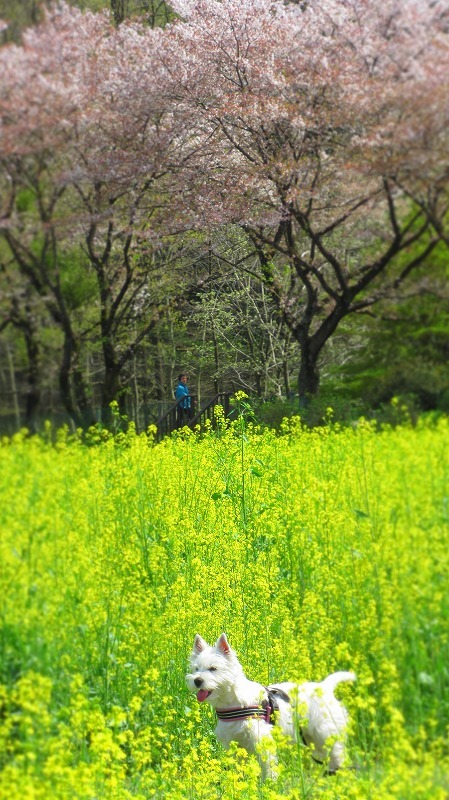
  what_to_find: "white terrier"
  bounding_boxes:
[186,633,356,779]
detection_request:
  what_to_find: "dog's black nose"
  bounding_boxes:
[194,677,203,688]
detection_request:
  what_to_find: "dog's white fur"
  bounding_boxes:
[186,633,355,778]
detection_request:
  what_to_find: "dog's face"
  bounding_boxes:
[186,633,243,708]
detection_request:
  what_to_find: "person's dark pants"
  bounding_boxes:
[177,406,192,427]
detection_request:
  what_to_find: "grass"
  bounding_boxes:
[0,403,449,798]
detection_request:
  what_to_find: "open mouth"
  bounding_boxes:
[196,689,212,702]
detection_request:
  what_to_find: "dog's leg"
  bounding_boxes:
[252,724,278,781]
[258,750,278,781]
[327,740,345,773]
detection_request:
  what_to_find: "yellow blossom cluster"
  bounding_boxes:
[0,413,448,798]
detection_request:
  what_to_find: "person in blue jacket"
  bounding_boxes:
[175,373,192,427]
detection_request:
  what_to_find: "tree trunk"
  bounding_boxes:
[211,319,220,394]
[59,334,83,428]
[101,342,126,426]
[110,0,126,25]
[72,366,96,428]
[148,327,166,400]
[22,321,41,432]
[58,327,96,429]
[6,343,21,429]
[282,358,291,399]
[297,340,320,406]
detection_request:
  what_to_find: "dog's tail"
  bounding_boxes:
[322,671,356,693]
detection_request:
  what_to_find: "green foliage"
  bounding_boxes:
[330,304,449,415]
[315,238,449,418]
[0,419,449,797]
[0,0,173,41]
[59,251,97,311]
[14,188,36,214]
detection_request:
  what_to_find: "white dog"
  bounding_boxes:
[186,633,356,779]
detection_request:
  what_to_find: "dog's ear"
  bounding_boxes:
[193,634,208,653]
[216,633,231,655]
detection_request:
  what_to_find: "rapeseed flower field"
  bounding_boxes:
[1,404,448,799]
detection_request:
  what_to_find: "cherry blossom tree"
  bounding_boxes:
[0,6,106,424]
[59,10,179,421]
[3,0,449,419]
[0,4,188,423]
[0,267,44,430]
[164,0,449,401]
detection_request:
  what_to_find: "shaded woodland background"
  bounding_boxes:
[1,0,448,434]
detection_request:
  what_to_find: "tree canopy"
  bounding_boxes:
[163,0,449,398]
[1,0,448,427]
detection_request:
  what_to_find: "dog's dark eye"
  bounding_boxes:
[209,667,217,672]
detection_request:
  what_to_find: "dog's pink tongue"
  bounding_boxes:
[196,689,210,702]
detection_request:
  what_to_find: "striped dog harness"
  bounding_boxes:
[216,705,268,722]
[216,687,291,725]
